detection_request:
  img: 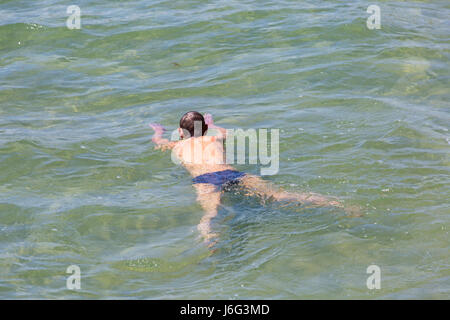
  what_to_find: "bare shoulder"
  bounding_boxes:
[203,135,223,143]
[204,135,217,142]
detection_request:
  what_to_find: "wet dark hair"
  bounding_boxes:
[179,111,208,137]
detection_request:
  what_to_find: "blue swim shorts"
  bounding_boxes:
[192,170,246,188]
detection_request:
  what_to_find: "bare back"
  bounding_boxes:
[172,135,235,177]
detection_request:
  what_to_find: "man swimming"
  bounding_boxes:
[150,111,356,245]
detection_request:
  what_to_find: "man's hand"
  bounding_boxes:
[149,123,165,134]
[149,123,176,150]
[204,113,214,127]
[149,123,165,143]
[204,113,227,139]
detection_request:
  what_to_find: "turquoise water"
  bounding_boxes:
[0,0,449,299]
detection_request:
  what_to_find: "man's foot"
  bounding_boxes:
[344,205,363,217]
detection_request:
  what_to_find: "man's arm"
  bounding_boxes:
[149,123,177,150]
[204,113,227,140]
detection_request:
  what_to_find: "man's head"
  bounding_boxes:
[179,111,208,139]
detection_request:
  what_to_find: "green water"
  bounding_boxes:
[0,0,449,299]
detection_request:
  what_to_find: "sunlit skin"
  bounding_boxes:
[150,113,360,246]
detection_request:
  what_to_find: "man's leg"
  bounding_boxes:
[193,183,222,244]
[239,174,343,208]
